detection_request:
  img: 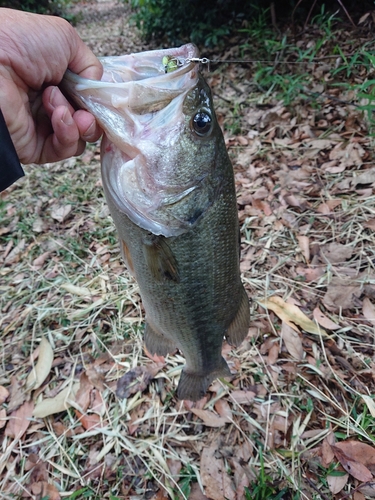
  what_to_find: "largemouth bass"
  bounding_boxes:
[61,44,250,401]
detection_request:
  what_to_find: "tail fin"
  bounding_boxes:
[226,286,250,347]
[177,357,231,401]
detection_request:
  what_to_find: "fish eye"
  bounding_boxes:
[192,112,212,136]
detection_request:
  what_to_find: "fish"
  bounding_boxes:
[61,43,250,401]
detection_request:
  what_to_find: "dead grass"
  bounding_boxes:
[2,1,375,499]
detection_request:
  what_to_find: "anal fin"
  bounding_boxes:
[144,321,177,356]
[177,357,231,402]
[226,286,250,347]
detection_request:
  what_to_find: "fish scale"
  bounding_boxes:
[61,43,250,401]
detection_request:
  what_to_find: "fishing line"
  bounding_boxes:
[164,56,364,109]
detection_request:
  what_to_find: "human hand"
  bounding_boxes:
[0,8,103,164]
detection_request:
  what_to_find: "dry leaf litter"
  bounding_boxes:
[2,1,375,499]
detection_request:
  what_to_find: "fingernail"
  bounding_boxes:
[49,86,57,109]
[82,120,95,140]
[62,108,74,126]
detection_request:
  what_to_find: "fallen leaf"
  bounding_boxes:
[5,400,34,438]
[327,472,349,494]
[191,408,230,427]
[74,372,93,412]
[229,390,256,405]
[7,376,26,412]
[354,492,366,500]
[116,364,163,399]
[280,321,304,360]
[188,482,209,499]
[321,437,336,467]
[321,243,353,264]
[359,482,375,497]
[0,409,6,430]
[334,440,375,467]
[258,295,327,336]
[362,396,375,418]
[33,383,80,419]
[26,337,54,392]
[32,251,51,270]
[313,307,341,330]
[323,277,362,311]
[50,204,72,222]
[75,410,102,430]
[363,298,375,326]
[166,458,182,479]
[0,386,9,404]
[363,219,375,231]
[61,282,91,296]
[200,442,235,499]
[297,235,310,261]
[332,445,373,482]
[214,399,233,421]
[30,481,61,500]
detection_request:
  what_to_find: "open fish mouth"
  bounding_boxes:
[62,44,202,237]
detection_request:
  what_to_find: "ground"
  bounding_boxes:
[2,1,375,499]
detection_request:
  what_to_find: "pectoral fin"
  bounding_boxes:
[145,321,177,356]
[143,235,180,282]
[225,287,250,346]
[177,357,231,402]
[120,240,135,276]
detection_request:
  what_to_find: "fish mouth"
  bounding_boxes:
[62,44,202,237]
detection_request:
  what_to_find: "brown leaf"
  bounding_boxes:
[7,376,26,412]
[191,408,230,427]
[30,481,61,500]
[5,400,34,438]
[353,492,366,500]
[0,385,9,404]
[323,277,362,311]
[214,399,232,421]
[280,321,304,360]
[363,298,375,326]
[295,266,325,282]
[32,251,51,270]
[116,363,163,399]
[188,482,209,499]
[313,307,341,330]
[321,243,353,264]
[200,442,235,499]
[335,440,375,467]
[359,483,375,497]
[74,372,93,412]
[166,458,182,478]
[230,390,256,405]
[363,219,375,231]
[297,235,310,262]
[321,436,336,467]
[332,445,373,482]
[327,471,349,494]
[75,410,102,430]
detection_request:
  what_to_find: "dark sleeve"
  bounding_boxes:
[0,108,25,192]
